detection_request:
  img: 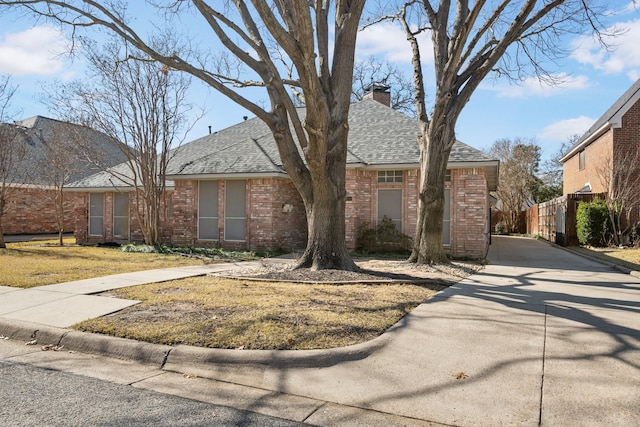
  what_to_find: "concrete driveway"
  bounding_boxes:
[171,235,639,426]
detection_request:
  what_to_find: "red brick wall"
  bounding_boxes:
[171,180,198,246]
[244,178,307,251]
[563,130,613,195]
[449,169,490,258]
[563,98,640,227]
[3,187,79,235]
[344,167,488,258]
[73,191,173,245]
[615,102,640,226]
[170,178,307,251]
[344,168,420,248]
[73,169,491,258]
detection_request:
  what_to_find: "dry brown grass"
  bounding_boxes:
[0,239,211,288]
[571,246,640,271]
[75,276,446,350]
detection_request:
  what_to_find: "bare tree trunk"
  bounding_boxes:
[409,123,454,264]
[296,157,355,271]
[0,217,5,249]
[57,186,64,246]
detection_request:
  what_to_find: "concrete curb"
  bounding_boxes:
[0,313,397,372]
[0,318,171,366]
[0,318,67,347]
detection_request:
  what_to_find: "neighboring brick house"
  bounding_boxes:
[69,91,499,258]
[2,116,127,236]
[561,78,640,227]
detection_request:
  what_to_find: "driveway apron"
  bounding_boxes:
[183,235,640,427]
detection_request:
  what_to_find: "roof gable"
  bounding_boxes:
[562,77,640,162]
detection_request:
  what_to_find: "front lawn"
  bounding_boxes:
[0,239,212,288]
[570,246,640,271]
[75,276,445,350]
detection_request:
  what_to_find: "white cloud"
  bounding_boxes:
[356,21,433,64]
[571,18,640,78]
[0,26,71,76]
[495,73,591,98]
[538,116,594,141]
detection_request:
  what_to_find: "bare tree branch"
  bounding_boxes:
[0,0,367,270]
[0,75,27,248]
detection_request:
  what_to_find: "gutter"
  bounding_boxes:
[165,172,289,180]
[560,123,611,163]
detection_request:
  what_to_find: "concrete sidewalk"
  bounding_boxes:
[1,236,639,426]
[0,261,285,328]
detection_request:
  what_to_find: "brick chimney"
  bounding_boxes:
[363,82,391,107]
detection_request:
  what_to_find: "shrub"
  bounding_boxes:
[357,217,412,254]
[494,222,508,235]
[631,224,640,248]
[576,198,610,247]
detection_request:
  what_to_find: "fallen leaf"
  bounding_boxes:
[453,372,468,380]
[41,344,64,351]
[25,339,38,346]
[183,373,198,379]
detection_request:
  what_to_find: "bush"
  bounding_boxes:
[122,244,158,253]
[576,198,610,247]
[494,222,508,235]
[631,224,640,248]
[357,217,412,254]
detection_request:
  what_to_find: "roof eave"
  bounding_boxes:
[166,172,289,180]
[350,162,418,170]
[560,122,611,163]
[447,160,499,169]
[65,184,176,192]
[348,160,499,170]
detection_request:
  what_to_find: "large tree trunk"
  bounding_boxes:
[296,157,355,271]
[271,101,356,271]
[409,121,455,264]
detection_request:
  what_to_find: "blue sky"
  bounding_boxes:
[1,2,640,161]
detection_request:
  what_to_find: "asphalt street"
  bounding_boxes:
[0,359,307,427]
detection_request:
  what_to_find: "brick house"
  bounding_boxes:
[561,78,640,227]
[1,116,127,236]
[69,91,499,258]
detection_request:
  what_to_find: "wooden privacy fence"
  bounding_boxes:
[525,193,606,246]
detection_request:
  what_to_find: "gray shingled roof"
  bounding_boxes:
[165,117,284,176]
[8,116,127,186]
[70,99,498,189]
